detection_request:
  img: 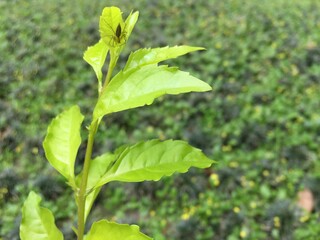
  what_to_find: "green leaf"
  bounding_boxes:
[124,45,204,71]
[99,7,138,49]
[20,191,64,240]
[85,153,116,190]
[85,220,152,240]
[83,40,109,90]
[93,65,212,119]
[100,7,125,47]
[94,140,214,186]
[123,10,139,44]
[43,105,84,184]
[75,153,115,221]
[76,153,116,191]
[84,187,101,222]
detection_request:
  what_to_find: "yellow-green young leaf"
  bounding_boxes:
[99,7,138,50]
[83,40,109,89]
[95,140,215,186]
[124,46,204,71]
[43,105,84,184]
[93,65,212,119]
[85,220,152,240]
[20,191,63,240]
[124,10,139,43]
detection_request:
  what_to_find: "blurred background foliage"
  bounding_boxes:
[1,0,320,239]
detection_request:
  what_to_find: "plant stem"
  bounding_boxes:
[77,120,98,240]
[77,51,118,240]
[101,50,118,94]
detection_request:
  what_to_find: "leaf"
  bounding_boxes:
[43,105,84,184]
[85,153,116,190]
[124,11,139,43]
[85,220,152,240]
[100,7,124,47]
[124,46,204,71]
[83,40,109,90]
[20,191,64,240]
[84,187,102,222]
[75,153,115,221]
[95,139,214,187]
[93,65,212,119]
[99,6,138,50]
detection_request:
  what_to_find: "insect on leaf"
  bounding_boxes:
[100,7,126,47]
[99,7,139,48]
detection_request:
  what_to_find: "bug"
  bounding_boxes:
[101,18,127,47]
[115,24,122,39]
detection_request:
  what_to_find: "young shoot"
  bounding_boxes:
[20,6,215,240]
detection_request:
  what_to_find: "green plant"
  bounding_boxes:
[19,6,214,240]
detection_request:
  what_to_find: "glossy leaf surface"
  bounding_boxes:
[43,105,84,183]
[124,46,204,71]
[20,191,63,240]
[93,65,211,119]
[94,139,214,186]
[85,220,152,240]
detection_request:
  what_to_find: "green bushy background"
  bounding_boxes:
[1,0,320,239]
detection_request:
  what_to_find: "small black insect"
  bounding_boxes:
[101,18,127,47]
[115,24,122,39]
